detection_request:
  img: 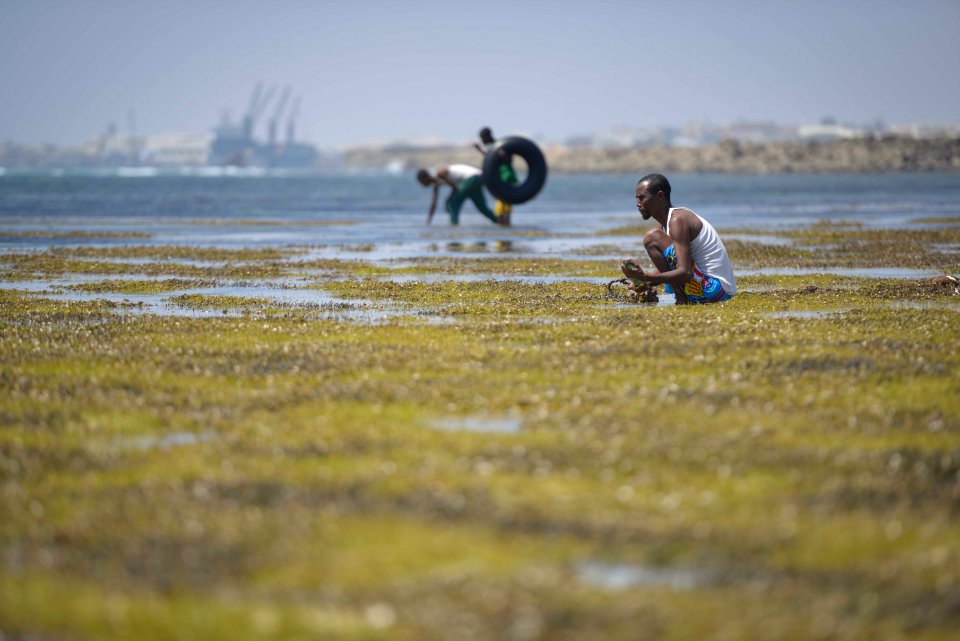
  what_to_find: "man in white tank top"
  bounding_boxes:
[621,173,737,304]
[416,164,502,226]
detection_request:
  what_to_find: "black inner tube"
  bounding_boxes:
[482,136,548,205]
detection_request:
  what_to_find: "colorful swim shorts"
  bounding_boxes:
[663,244,732,304]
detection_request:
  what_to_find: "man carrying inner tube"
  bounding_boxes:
[416,164,503,226]
[473,127,517,226]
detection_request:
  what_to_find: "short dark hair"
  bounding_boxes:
[638,173,671,200]
[416,168,432,185]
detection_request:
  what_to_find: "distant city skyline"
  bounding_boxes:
[2,0,959,149]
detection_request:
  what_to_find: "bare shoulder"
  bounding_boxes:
[670,208,703,238]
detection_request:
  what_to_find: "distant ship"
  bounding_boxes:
[209,84,319,168]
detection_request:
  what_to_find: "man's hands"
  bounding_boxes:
[617,260,660,303]
[620,260,646,285]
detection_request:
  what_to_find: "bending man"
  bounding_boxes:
[621,173,736,304]
[417,164,500,226]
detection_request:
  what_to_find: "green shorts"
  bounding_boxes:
[445,175,497,224]
[498,161,518,185]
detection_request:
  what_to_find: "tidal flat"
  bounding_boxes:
[1,222,959,641]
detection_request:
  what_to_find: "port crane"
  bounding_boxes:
[268,86,292,149]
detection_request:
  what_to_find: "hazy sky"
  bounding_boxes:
[1,0,958,149]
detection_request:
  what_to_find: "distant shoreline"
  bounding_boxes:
[4,136,958,175]
[344,136,960,174]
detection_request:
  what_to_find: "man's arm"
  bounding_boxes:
[622,212,695,288]
[426,183,439,224]
[645,231,693,287]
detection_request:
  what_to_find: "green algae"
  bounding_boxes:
[64,278,218,295]
[776,225,960,245]
[423,228,556,240]
[1,251,289,279]
[0,230,153,239]
[748,224,960,272]
[170,293,276,310]
[602,223,654,237]
[723,240,819,265]
[166,293,357,317]
[604,223,960,272]
[387,257,616,278]
[292,259,395,278]
[569,243,637,256]
[0,250,392,281]
[322,279,610,318]
[177,218,360,227]
[53,245,306,261]
[2,228,960,641]
[910,217,960,225]
[610,226,960,272]
[1,574,384,641]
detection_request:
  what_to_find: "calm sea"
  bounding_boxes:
[1,171,959,254]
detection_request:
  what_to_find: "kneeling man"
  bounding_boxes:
[621,173,736,304]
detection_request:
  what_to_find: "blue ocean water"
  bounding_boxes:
[1,171,958,252]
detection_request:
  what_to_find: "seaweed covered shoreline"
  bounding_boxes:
[1,220,959,641]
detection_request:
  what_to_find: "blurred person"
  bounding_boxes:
[473,126,517,225]
[416,164,502,226]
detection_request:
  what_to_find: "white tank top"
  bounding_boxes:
[439,164,482,186]
[665,207,737,295]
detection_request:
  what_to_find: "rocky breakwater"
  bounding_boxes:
[344,136,960,174]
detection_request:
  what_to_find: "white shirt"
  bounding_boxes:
[436,164,481,186]
[665,207,737,295]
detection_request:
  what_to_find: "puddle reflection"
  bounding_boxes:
[112,431,216,451]
[0,279,427,323]
[577,561,712,591]
[428,415,522,434]
[442,240,516,253]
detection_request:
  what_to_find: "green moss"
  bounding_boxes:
[0,230,152,238]
[1,251,285,279]
[53,245,305,261]
[169,294,274,310]
[2,223,960,640]
[178,218,360,226]
[64,278,218,294]
[0,574,383,641]
[323,279,613,317]
[0,250,393,280]
[909,216,960,225]
[601,223,654,237]
[731,228,960,270]
[383,256,615,277]
[592,222,960,271]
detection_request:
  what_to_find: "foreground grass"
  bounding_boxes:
[1,238,959,640]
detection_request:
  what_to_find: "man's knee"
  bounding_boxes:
[643,228,671,253]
